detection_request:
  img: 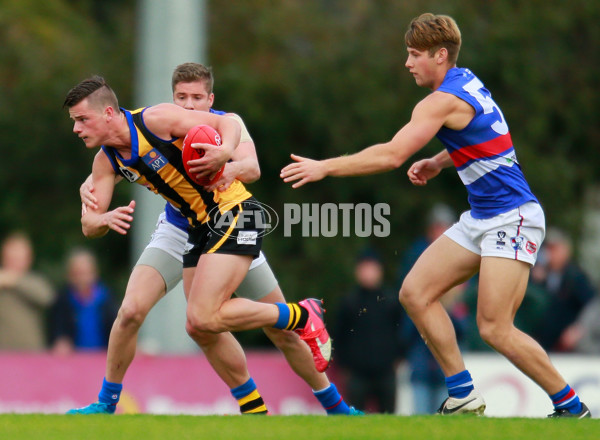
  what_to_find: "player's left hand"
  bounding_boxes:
[407,158,441,186]
[280,154,327,188]
[187,142,229,178]
[101,200,136,235]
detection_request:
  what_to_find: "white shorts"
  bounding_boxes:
[145,213,188,263]
[136,212,275,296]
[444,202,545,266]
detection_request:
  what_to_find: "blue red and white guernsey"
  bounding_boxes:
[435,67,538,219]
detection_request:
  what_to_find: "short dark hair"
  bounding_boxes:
[63,75,119,110]
[171,63,214,93]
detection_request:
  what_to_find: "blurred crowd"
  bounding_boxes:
[0,231,118,354]
[1,212,599,413]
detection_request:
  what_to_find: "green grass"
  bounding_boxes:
[1,414,598,440]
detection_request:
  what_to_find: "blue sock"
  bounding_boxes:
[98,377,122,406]
[313,383,350,415]
[550,384,582,414]
[445,370,474,398]
[273,303,290,329]
[230,378,257,400]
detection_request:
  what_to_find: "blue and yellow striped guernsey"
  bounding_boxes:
[101,107,252,229]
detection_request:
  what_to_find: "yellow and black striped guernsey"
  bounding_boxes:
[101,108,252,228]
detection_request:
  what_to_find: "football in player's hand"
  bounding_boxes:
[182,125,225,186]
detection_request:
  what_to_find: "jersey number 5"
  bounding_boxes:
[463,78,509,136]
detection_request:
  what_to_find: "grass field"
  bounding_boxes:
[1,414,598,440]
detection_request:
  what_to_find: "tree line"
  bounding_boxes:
[1,0,599,326]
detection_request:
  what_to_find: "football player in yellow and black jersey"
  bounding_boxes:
[64,75,333,414]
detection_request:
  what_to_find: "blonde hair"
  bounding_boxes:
[405,13,462,65]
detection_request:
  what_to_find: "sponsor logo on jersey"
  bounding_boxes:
[237,230,258,245]
[119,166,140,183]
[142,148,168,172]
[511,236,524,250]
[496,230,506,247]
[526,241,537,254]
[183,242,194,255]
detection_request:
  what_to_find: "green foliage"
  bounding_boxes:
[0,0,135,289]
[208,1,600,310]
[1,0,599,333]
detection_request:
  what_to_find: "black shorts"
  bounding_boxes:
[183,197,264,268]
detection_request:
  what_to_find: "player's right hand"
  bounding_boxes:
[187,142,229,179]
[280,154,327,188]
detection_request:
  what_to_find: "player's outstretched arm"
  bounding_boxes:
[280,93,456,188]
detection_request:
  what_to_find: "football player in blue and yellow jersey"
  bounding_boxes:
[64,75,334,415]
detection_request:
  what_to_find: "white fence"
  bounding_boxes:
[396,353,600,418]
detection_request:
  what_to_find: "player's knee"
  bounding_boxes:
[185,322,219,347]
[117,303,147,330]
[185,311,223,335]
[399,281,422,311]
[477,319,508,349]
[185,317,207,339]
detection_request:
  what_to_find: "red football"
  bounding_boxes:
[182,125,225,186]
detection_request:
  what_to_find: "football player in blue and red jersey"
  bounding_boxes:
[281,13,590,418]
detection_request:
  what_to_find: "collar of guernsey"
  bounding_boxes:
[435,67,537,219]
[100,108,252,228]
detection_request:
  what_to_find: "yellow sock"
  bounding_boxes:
[231,378,268,415]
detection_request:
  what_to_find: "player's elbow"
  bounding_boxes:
[389,155,404,170]
[389,146,415,170]
[245,165,261,183]
[379,143,406,170]
[82,227,106,239]
[81,223,94,238]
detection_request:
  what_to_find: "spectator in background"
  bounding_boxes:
[0,231,55,350]
[531,227,596,352]
[334,248,404,413]
[49,248,118,354]
[558,294,600,354]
